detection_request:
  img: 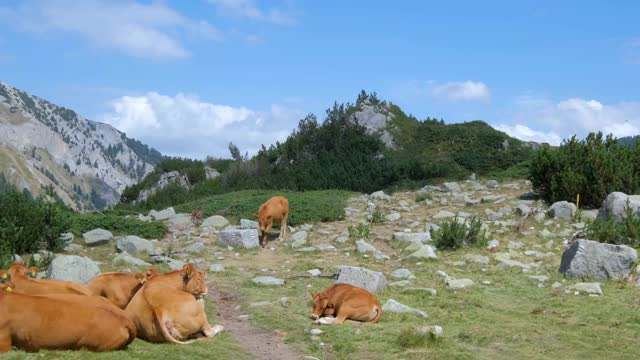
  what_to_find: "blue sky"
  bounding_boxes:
[0,0,639,158]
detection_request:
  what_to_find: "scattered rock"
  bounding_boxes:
[487,180,499,188]
[217,229,259,249]
[47,255,100,284]
[515,205,531,216]
[485,209,502,221]
[64,243,83,252]
[402,288,437,296]
[385,212,401,222]
[289,231,309,248]
[416,325,444,338]
[390,269,414,279]
[445,278,475,290]
[202,215,230,229]
[309,329,323,336]
[240,219,259,229]
[497,259,538,271]
[82,228,113,246]
[252,276,285,286]
[59,232,74,243]
[393,232,431,243]
[315,244,337,252]
[336,266,387,293]
[167,259,186,270]
[406,245,437,260]
[559,239,638,281]
[382,299,428,318]
[356,240,377,254]
[370,191,391,201]
[597,192,640,222]
[209,264,225,272]
[566,282,603,296]
[441,182,461,192]
[148,207,176,221]
[116,236,155,255]
[308,269,322,277]
[465,254,490,265]
[433,210,455,219]
[390,280,411,287]
[487,239,500,250]
[113,252,151,267]
[184,241,206,253]
[547,201,576,220]
[249,301,272,308]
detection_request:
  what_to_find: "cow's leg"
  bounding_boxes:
[0,331,12,353]
[314,317,337,325]
[279,215,288,241]
[203,324,224,337]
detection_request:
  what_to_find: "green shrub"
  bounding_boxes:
[529,133,640,208]
[433,216,486,250]
[415,191,432,202]
[175,190,350,225]
[348,223,370,240]
[0,176,71,265]
[70,213,168,239]
[370,208,384,224]
[587,200,640,247]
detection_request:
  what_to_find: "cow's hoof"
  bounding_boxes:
[205,325,224,337]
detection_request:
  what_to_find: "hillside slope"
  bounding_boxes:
[0,81,161,210]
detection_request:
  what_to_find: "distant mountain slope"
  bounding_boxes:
[0,81,161,210]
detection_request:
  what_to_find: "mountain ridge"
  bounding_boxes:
[0,81,161,210]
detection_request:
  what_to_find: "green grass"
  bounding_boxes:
[3,303,250,360]
[175,190,354,226]
[69,212,168,239]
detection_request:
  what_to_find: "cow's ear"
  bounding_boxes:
[308,290,316,299]
[180,264,195,279]
[135,273,147,284]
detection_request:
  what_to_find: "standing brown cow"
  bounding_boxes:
[257,196,289,248]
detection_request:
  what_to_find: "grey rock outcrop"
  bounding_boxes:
[217,229,259,249]
[82,228,113,246]
[47,255,100,284]
[597,192,640,222]
[547,201,576,220]
[116,236,155,255]
[559,239,637,281]
[336,266,387,293]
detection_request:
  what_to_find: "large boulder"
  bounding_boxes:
[393,232,431,243]
[148,207,176,221]
[47,255,100,284]
[217,229,259,249]
[113,252,151,267]
[202,215,230,229]
[547,201,576,220]
[240,219,259,229]
[597,192,640,222]
[336,266,387,293]
[82,228,113,246]
[559,239,637,281]
[116,236,155,255]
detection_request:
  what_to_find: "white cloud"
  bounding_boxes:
[0,0,222,60]
[431,81,491,102]
[209,0,296,25]
[494,124,563,145]
[496,96,640,144]
[98,92,302,159]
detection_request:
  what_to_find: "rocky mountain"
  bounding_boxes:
[0,81,161,210]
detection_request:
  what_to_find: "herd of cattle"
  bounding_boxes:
[0,196,382,353]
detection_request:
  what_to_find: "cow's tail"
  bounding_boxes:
[153,308,195,345]
[370,304,382,323]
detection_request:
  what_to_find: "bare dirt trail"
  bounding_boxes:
[208,287,304,360]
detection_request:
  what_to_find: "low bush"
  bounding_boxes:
[70,213,168,239]
[175,190,351,226]
[587,201,640,247]
[433,216,486,250]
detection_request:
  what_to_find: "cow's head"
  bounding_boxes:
[27,266,38,278]
[309,291,334,320]
[134,272,148,285]
[258,215,273,246]
[145,268,161,280]
[8,262,28,278]
[180,264,208,299]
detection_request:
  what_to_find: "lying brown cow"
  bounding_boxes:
[125,264,223,344]
[1,262,92,296]
[0,283,136,352]
[88,271,150,309]
[310,284,382,325]
[257,195,289,247]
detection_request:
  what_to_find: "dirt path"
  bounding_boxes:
[208,287,303,360]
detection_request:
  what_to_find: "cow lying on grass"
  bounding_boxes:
[257,196,289,247]
[310,284,382,325]
[1,262,92,296]
[0,282,136,352]
[125,264,223,344]
[88,271,150,309]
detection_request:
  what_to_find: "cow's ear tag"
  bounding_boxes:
[1,273,7,280]
[5,286,12,292]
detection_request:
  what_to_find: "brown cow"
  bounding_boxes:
[1,262,92,296]
[257,196,289,247]
[125,264,223,344]
[309,284,382,325]
[0,283,136,352]
[88,271,150,309]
